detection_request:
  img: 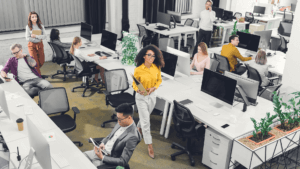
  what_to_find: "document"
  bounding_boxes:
[32,30,42,35]
[130,73,148,96]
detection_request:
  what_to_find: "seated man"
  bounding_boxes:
[84,103,141,168]
[221,35,253,75]
[1,44,53,98]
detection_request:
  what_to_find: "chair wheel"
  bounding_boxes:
[72,89,74,92]
[101,124,105,128]
[79,143,83,147]
[97,90,101,93]
[171,144,176,149]
[63,78,66,81]
[51,75,54,79]
[171,155,176,161]
[82,94,85,97]
[190,160,195,166]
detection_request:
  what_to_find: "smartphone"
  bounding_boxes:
[179,99,193,105]
[221,124,229,128]
[3,77,10,80]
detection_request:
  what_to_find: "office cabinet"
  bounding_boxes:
[249,24,265,34]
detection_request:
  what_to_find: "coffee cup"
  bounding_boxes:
[16,118,24,131]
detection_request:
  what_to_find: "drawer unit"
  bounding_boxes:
[202,128,232,169]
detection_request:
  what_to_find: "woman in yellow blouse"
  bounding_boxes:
[133,45,165,159]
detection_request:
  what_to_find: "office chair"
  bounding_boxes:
[184,18,194,26]
[71,55,101,97]
[101,69,135,127]
[214,54,230,73]
[245,64,281,99]
[278,35,288,54]
[234,12,243,19]
[48,42,74,81]
[170,100,203,166]
[38,87,83,147]
[245,12,255,30]
[137,24,153,47]
[283,9,293,23]
[186,20,199,47]
[210,59,220,72]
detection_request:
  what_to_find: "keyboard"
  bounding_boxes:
[155,26,168,30]
[52,153,69,168]
[95,51,112,57]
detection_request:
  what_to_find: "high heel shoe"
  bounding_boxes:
[148,144,154,159]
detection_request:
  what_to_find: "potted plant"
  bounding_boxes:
[229,21,250,36]
[247,112,277,145]
[120,31,138,65]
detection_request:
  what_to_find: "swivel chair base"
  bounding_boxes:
[51,64,75,81]
[73,141,83,147]
[72,76,101,97]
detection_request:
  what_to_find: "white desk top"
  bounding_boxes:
[143,23,198,35]
[0,70,96,169]
[213,20,249,29]
[253,16,282,21]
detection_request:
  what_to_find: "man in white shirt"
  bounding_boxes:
[193,0,216,56]
[84,103,141,168]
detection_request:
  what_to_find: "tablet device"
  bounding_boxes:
[89,138,109,155]
[179,99,193,105]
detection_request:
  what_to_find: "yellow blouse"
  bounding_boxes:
[220,43,252,72]
[132,63,162,92]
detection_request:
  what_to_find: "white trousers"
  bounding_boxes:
[136,91,156,145]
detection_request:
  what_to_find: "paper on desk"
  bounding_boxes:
[5,91,21,101]
[43,132,56,142]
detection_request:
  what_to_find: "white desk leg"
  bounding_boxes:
[221,28,227,45]
[160,101,170,135]
[194,32,197,46]
[178,35,182,50]
[164,102,174,138]
[184,34,188,47]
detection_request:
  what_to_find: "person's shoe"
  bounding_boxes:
[137,127,143,137]
[41,75,48,79]
[148,144,154,159]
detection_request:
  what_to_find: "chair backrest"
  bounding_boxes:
[184,18,194,26]
[214,54,230,73]
[70,54,85,75]
[234,12,243,19]
[191,20,199,28]
[48,42,56,63]
[245,64,262,87]
[39,87,69,115]
[172,100,195,136]
[210,59,220,72]
[137,24,148,39]
[50,42,69,64]
[104,69,129,93]
[260,83,282,101]
[278,35,288,53]
[283,9,293,22]
[245,12,254,23]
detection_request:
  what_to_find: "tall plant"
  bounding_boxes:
[120,31,138,65]
[230,21,250,36]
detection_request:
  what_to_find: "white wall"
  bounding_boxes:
[128,0,145,34]
[280,0,297,6]
[281,1,300,90]
[107,0,122,38]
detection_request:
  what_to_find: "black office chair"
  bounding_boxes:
[214,54,230,73]
[38,87,83,147]
[245,12,255,30]
[245,64,281,99]
[170,100,203,166]
[137,24,153,47]
[278,35,288,53]
[234,12,243,19]
[283,9,293,23]
[101,69,135,127]
[184,18,194,26]
[48,42,74,81]
[210,59,220,72]
[71,54,101,97]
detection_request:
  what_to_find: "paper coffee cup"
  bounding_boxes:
[16,118,24,131]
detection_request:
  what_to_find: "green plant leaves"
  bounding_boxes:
[121,31,138,65]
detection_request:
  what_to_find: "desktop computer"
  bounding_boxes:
[80,22,93,45]
[237,31,260,54]
[224,71,259,105]
[201,68,237,108]
[0,86,10,120]
[161,51,178,80]
[278,21,292,37]
[253,6,265,16]
[25,116,52,169]
[222,10,233,22]
[95,29,118,56]
[254,30,272,51]
[212,7,224,20]
[157,12,171,29]
[166,47,190,77]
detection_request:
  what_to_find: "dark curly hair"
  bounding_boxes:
[135,45,165,68]
[50,29,60,42]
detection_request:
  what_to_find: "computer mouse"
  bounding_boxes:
[267,52,271,56]
[145,22,149,26]
[213,21,217,24]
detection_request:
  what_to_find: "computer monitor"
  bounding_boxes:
[80,22,93,43]
[201,69,237,108]
[101,30,117,51]
[278,21,292,37]
[161,51,178,80]
[257,3,273,15]
[167,10,181,24]
[222,10,233,21]
[224,71,259,105]
[212,7,224,20]
[166,47,190,77]
[157,12,171,28]
[253,6,265,16]
[254,30,272,51]
[0,86,10,120]
[25,116,52,169]
[237,31,260,52]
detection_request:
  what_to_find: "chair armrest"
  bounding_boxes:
[195,123,204,138]
[103,90,109,96]
[268,76,280,81]
[72,107,80,114]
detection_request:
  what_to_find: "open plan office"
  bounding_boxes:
[0,0,299,168]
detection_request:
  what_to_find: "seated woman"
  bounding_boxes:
[50,29,72,49]
[248,50,270,87]
[70,37,107,84]
[190,42,210,75]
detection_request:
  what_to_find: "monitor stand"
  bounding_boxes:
[84,41,96,47]
[209,102,224,108]
[24,147,35,169]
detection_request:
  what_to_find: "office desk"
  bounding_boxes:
[143,23,198,50]
[0,71,96,169]
[207,46,286,75]
[253,16,281,30]
[213,21,249,45]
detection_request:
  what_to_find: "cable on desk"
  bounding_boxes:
[18,155,28,169]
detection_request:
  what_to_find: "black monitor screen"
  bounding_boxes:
[161,51,178,77]
[212,7,224,19]
[101,30,117,51]
[201,69,237,105]
[157,12,171,26]
[222,10,233,21]
[247,34,260,52]
[253,6,265,14]
[167,10,181,23]
[278,21,292,37]
[80,22,92,41]
[237,31,260,52]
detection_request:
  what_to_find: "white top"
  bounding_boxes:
[17,58,38,82]
[104,122,134,155]
[199,10,216,31]
[248,61,270,87]
[190,54,210,75]
[74,48,100,62]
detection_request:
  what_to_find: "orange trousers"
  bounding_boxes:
[28,41,45,75]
